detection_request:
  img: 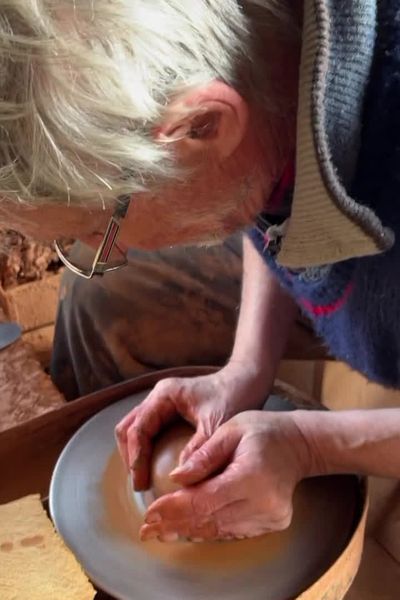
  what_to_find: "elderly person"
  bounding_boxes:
[0,0,399,543]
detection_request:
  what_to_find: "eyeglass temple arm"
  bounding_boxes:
[97,194,131,264]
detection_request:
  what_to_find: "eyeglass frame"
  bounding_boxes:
[54,194,131,280]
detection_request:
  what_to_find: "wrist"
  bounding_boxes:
[290,410,332,478]
[226,354,274,383]
[292,408,400,480]
[257,411,317,482]
[217,361,274,414]
[278,411,317,480]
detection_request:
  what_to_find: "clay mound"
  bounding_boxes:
[0,230,67,290]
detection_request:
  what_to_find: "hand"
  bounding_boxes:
[140,411,311,542]
[115,363,270,490]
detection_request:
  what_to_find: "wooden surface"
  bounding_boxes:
[23,325,55,368]
[0,339,64,433]
[0,272,61,368]
[0,271,63,432]
[2,273,61,333]
[346,538,400,599]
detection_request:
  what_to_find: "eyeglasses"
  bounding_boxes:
[54,195,131,280]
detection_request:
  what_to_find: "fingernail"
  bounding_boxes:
[129,448,142,470]
[129,459,137,473]
[170,460,194,477]
[146,512,162,524]
[161,532,179,543]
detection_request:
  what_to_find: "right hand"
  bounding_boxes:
[115,363,270,490]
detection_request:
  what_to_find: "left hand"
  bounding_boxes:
[140,410,312,542]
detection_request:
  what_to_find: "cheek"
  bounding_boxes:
[0,203,109,242]
[0,213,42,239]
[4,217,62,242]
[0,202,60,240]
[119,178,241,250]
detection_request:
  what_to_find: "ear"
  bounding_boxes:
[156,81,249,160]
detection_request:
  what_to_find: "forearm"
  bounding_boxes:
[229,236,298,387]
[294,408,400,479]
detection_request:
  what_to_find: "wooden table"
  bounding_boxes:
[0,337,64,432]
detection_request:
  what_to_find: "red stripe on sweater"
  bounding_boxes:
[268,161,295,211]
[300,282,354,317]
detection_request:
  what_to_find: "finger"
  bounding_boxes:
[140,517,219,542]
[212,501,276,539]
[142,498,249,542]
[115,407,139,470]
[143,492,290,542]
[128,424,154,490]
[170,422,241,486]
[145,463,245,530]
[127,379,185,490]
[178,429,208,466]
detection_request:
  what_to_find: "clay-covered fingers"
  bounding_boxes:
[142,477,291,542]
[141,472,247,541]
[116,378,188,490]
[140,516,220,542]
[141,499,269,542]
[114,406,139,470]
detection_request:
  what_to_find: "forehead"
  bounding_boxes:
[0,201,111,241]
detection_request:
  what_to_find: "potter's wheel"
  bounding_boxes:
[50,391,360,600]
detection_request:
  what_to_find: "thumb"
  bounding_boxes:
[178,429,209,466]
[170,422,241,486]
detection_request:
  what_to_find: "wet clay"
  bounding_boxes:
[102,448,293,573]
[151,421,195,498]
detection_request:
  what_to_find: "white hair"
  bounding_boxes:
[0,1,298,206]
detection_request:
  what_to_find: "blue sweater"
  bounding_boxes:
[250,0,400,388]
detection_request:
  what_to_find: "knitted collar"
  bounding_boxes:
[276,0,394,269]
